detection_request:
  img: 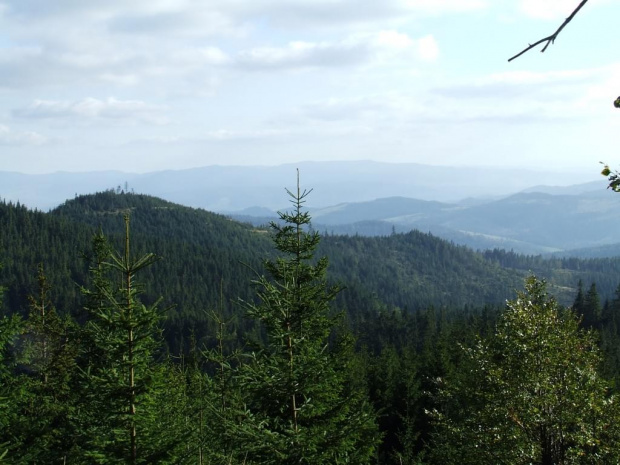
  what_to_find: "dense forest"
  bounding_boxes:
[2,188,620,463]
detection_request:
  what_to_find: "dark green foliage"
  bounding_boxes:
[600,284,620,389]
[360,305,489,464]
[191,299,246,464]
[5,190,620,463]
[321,231,520,312]
[229,177,380,464]
[177,334,217,464]
[5,192,620,355]
[0,313,21,462]
[483,248,620,304]
[0,264,83,463]
[602,163,620,191]
[12,265,80,462]
[366,344,423,463]
[573,280,603,329]
[584,282,602,328]
[0,193,271,353]
[79,216,183,464]
[0,200,90,317]
[573,278,586,316]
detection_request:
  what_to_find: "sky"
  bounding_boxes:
[0,0,618,176]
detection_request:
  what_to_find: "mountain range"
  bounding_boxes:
[1,161,613,256]
[3,189,620,320]
[231,184,620,255]
[1,160,600,212]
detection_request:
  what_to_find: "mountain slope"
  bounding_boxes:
[295,189,620,253]
[3,191,620,354]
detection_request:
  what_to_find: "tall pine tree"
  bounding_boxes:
[79,216,183,464]
[229,172,379,464]
[0,268,21,462]
[11,264,80,462]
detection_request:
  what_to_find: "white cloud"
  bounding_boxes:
[401,0,487,14]
[236,30,438,70]
[518,0,612,20]
[202,128,287,141]
[298,97,389,122]
[106,7,245,38]
[2,0,489,24]
[431,68,595,102]
[174,47,231,66]
[236,40,368,70]
[375,30,414,49]
[518,0,575,20]
[0,0,453,91]
[428,66,618,124]
[130,128,288,145]
[416,35,439,61]
[0,2,237,90]
[0,124,48,146]
[99,73,141,86]
[486,69,595,85]
[371,31,439,64]
[0,38,143,89]
[572,64,620,110]
[223,0,488,29]
[13,98,169,125]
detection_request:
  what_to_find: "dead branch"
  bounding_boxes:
[508,0,589,62]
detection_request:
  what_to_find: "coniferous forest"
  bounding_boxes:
[3,183,620,463]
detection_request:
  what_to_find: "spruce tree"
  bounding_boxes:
[0,271,22,461]
[11,264,80,462]
[229,172,379,464]
[583,282,602,329]
[79,216,182,464]
[572,279,586,318]
[181,296,244,464]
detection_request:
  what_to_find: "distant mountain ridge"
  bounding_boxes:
[0,160,602,212]
[230,187,620,256]
[3,161,611,256]
[310,190,620,254]
[520,180,605,196]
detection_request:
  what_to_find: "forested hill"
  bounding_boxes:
[2,190,620,349]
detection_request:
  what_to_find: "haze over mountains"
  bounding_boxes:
[1,160,600,211]
[2,160,614,256]
[232,187,620,256]
[342,189,619,253]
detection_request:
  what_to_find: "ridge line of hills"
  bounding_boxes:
[3,190,620,355]
[0,160,603,212]
[230,186,620,256]
[4,162,616,257]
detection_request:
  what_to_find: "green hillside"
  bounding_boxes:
[3,190,620,463]
[2,190,620,349]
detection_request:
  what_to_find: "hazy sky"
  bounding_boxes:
[0,0,618,175]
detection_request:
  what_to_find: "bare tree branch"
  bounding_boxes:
[508,0,589,62]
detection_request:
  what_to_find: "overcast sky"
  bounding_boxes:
[0,0,618,176]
